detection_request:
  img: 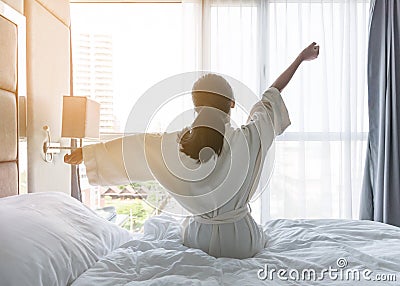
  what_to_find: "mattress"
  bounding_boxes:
[72,216,400,285]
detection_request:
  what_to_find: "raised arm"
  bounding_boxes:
[271,42,319,92]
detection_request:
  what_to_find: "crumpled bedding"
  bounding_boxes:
[72,216,400,285]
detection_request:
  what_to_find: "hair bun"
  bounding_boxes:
[192,73,235,102]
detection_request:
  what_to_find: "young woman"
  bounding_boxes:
[65,42,319,259]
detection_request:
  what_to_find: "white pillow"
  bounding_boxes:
[0,192,132,286]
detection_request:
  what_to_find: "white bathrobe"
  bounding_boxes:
[82,87,290,259]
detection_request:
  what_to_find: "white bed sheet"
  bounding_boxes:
[72,216,400,285]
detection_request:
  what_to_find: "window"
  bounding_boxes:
[72,0,370,230]
[263,1,370,220]
[71,2,190,232]
[189,0,370,221]
[71,2,185,135]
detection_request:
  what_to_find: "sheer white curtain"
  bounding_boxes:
[265,1,369,221]
[182,0,370,222]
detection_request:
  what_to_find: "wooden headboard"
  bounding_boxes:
[0,1,26,198]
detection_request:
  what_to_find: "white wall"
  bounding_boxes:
[25,0,71,194]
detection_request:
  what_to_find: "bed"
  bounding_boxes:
[71,217,400,285]
[0,192,399,286]
[0,1,399,285]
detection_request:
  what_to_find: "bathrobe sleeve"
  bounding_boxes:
[242,87,291,146]
[82,133,156,186]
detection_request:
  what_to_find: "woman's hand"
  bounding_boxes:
[64,148,83,165]
[300,42,319,61]
[271,42,320,91]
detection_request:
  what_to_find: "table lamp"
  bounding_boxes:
[43,96,100,162]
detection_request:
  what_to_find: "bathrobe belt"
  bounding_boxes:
[193,204,252,257]
[193,204,250,225]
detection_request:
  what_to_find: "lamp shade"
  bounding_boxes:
[61,96,100,139]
